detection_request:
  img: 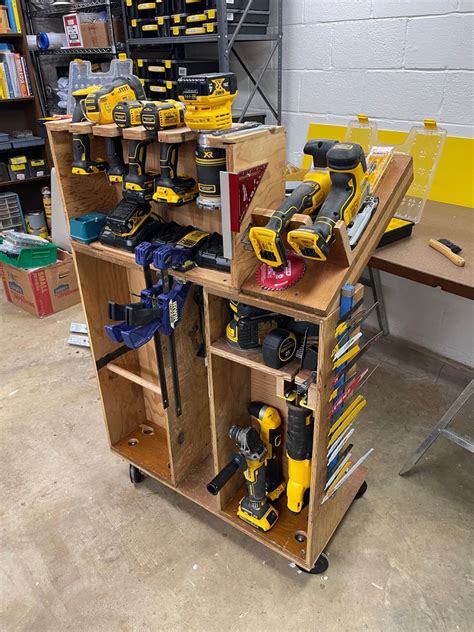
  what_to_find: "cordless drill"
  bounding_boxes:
[287,142,369,261]
[141,100,198,206]
[178,73,238,210]
[71,87,107,176]
[71,76,145,179]
[207,404,284,532]
[123,139,154,203]
[249,139,336,269]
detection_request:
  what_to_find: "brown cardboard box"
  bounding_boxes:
[0,250,80,317]
[80,21,110,48]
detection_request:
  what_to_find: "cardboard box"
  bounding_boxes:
[0,250,80,317]
[80,21,110,48]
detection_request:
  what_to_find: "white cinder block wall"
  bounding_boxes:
[237,0,473,366]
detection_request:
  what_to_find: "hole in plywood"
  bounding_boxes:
[140,424,154,435]
[295,530,307,543]
[128,438,139,446]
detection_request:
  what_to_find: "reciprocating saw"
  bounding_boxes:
[248,139,336,269]
[287,142,369,261]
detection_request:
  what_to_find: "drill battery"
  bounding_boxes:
[140,100,185,132]
[194,232,231,272]
[113,100,148,128]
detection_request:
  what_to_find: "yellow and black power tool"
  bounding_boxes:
[286,402,314,514]
[112,99,149,128]
[141,101,198,206]
[287,142,369,261]
[71,76,145,180]
[248,401,286,502]
[207,402,285,532]
[71,87,107,176]
[83,75,145,125]
[178,73,238,210]
[225,300,281,351]
[249,139,336,269]
[123,139,155,202]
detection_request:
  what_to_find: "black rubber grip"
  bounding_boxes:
[267,181,321,232]
[286,403,314,461]
[207,457,240,495]
[304,139,338,169]
[105,137,126,175]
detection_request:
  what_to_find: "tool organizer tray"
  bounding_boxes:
[46,119,412,571]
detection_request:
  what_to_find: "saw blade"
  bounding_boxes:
[256,251,306,291]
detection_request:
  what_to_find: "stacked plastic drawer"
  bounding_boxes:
[135,57,219,98]
[0,192,26,232]
[126,0,270,39]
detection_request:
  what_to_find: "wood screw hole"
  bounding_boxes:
[295,530,307,543]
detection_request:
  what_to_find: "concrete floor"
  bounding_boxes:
[1,294,473,632]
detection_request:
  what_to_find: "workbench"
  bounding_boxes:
[370,200,474,300]
[368,200,474,474]
[46,119,413,573]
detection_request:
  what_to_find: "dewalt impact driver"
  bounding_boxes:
[178,73,238,210]
[207,402,285,532]
[287,142,369,261]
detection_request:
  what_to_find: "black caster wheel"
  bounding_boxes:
[129,464,145,484]
[297,552,329,575]
[355,480,368,499]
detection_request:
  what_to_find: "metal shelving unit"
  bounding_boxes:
[124,0,283,123]
[23,0,124,115]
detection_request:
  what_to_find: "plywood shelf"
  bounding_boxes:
[222,487,308,564]
[71,239,233,291]
[210,337,301,381]
[112,422,172,482]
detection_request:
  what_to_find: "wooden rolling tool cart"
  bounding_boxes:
[46,117,412,573]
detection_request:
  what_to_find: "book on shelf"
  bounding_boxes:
[0,51,32,98]
[2,0,21,33]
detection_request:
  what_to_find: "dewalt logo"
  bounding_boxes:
[203,151,214,158]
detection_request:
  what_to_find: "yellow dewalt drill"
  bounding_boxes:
[141,100,198,206]
[287,142,369,261]
[71,76,145,180]
[248,139,336,269]
[178,73,238,210]
[207,401,285,532]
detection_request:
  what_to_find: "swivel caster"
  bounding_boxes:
[129,464,145,484]
[355,480,368,499]
[297,552,329,575]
